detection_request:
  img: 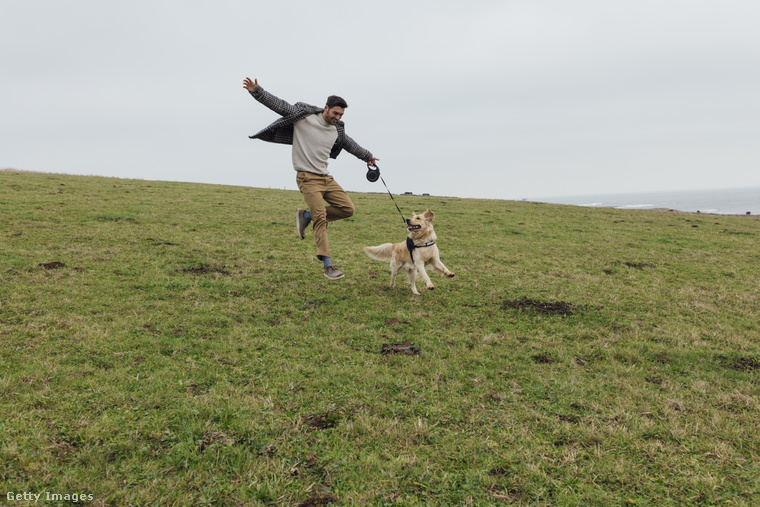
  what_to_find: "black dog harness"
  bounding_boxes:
[406,237,436,265]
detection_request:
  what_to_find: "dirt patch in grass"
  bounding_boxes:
[39,261,66,270]
[93,214,137,223]
[297,493,338,507]
[179,262,230,275]
[486,485,524,502]
[487,392,508,403]
[721,355,760,372]
[621,261,655,269]
[655,353,672,364]
[603,261,656,274]
[488,465,512,477]
[501,297,578,315]
[306,411,342,430]
[197,430,239,452]
[145,238,179,246]
[532,351,556,364]
[381,341,420,355]
[185,383,207,395]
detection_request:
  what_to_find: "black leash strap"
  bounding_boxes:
[368,163,429,265]
[370,163,407,225]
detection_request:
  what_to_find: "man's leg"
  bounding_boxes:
[295,173,353,280]
[323,175,354,222]
[317,176,354,280]
[296,172,331,259]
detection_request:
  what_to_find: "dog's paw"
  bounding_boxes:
[447,273,455,278]
[427,285,435,290]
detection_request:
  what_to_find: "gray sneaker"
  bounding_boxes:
[296,209,310,240]
[324,265,345,280]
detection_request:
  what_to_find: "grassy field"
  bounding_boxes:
[1,169,759,506]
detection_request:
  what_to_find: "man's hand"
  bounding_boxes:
[243,77,258,92]
[368,157,380,167]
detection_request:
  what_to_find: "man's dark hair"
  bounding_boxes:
[326,95,348,109]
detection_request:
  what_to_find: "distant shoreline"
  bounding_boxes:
[542,203,760,219]
[535,187,760,217]
[646,207,759,219]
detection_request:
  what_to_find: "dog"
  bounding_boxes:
[363,209,455,295]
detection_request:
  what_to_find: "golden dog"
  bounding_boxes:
[363,209,455,295]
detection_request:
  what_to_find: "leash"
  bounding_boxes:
[368,163,407,225]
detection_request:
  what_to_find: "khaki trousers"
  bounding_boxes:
[296,171,354,259]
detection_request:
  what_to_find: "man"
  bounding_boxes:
[243,77,379,280]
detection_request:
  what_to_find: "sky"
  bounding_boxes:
[2,0,759,201]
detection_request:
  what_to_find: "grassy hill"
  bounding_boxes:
[2,169,759,505]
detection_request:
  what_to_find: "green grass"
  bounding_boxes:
[2,169,760,505]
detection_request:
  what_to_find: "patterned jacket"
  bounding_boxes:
[248,87,373,162]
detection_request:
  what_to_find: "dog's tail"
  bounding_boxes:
[363,243,393,262]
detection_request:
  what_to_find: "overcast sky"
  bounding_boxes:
[2,0,759,200]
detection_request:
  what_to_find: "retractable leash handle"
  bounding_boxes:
[366,162,380,182]
[367,162,407,225]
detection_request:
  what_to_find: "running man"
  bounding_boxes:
[244,77,379,280]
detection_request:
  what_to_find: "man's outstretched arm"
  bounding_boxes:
[342,132,379,166]
[243,76,299,117]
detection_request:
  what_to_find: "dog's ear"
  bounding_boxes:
[424,209,435,220]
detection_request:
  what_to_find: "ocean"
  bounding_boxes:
[536,187,760,216]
